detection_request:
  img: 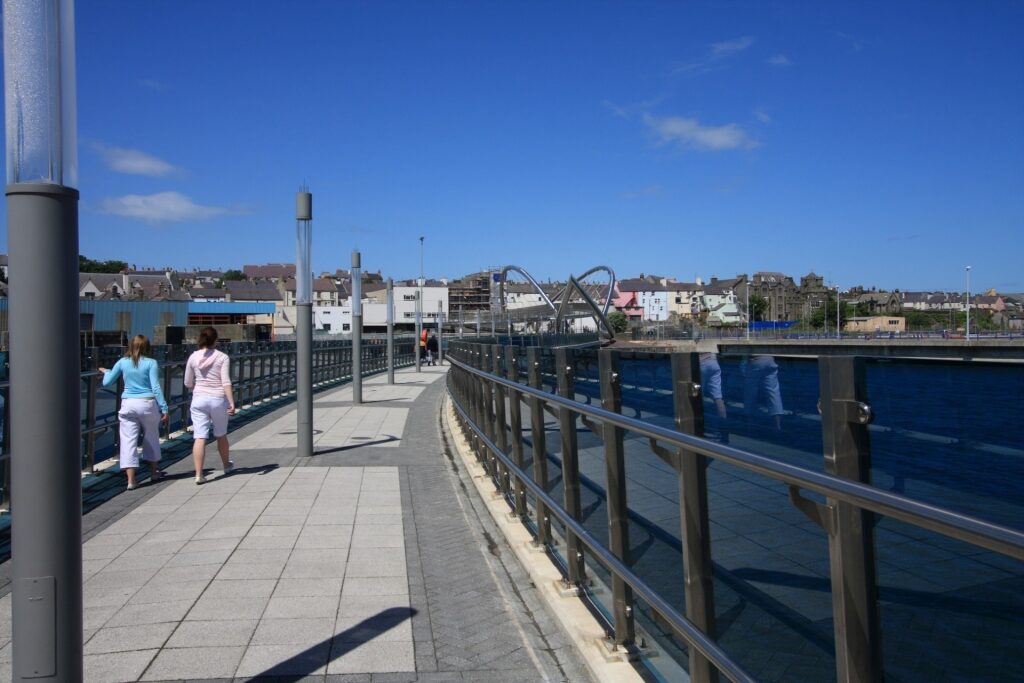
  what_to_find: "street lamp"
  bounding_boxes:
[295,188,313,458]
[415,236,424,371]
[836,286,841,340]
[5,1,85,678]
[745,280,752,340]
[965,265,971,342]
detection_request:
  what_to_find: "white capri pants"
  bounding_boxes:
[191,394,229,440]
[118,398,162,469]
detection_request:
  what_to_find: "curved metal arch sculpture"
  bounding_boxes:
[499,265,557,313]
[498,264,617,341]
[553,265,617,341]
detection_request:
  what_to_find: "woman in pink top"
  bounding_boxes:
[184,326,237,484]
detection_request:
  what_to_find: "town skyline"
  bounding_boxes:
[67,255,1014,298]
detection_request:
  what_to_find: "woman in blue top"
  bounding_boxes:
[100,335,170,490]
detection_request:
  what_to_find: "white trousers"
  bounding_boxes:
[118,398,162,469]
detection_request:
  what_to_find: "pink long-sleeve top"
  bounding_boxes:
[184,348,232,397]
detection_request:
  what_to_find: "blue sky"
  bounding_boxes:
[2,1,1022,292]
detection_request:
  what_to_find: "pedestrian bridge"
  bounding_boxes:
[1,337,1022,682]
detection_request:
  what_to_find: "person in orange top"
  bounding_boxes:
[420,327,429,362]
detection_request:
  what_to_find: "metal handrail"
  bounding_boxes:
[449,394,757,683]
[0,337,419,508]
[447,354,1024,561]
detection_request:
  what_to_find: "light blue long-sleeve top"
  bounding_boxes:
[102,356,169,414]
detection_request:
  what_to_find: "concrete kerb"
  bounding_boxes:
[441,395,644,683]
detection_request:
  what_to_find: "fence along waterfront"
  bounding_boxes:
[446,339,1024,683]
[0,337,418,512]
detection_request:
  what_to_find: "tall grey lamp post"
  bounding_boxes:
[836,286,841,340]
[745,281,752,341]
[965,266,971,342]
[386,278,395,384]
[415,236,424,372]
[296,189,313,458]
[351,250,362,405]
[437,299,444,365]
[5,0,84,679]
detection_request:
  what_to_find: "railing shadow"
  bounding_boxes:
[253,606,417,678]
[314,436,400,456]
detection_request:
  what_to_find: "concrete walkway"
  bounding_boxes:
[0,365,589,682]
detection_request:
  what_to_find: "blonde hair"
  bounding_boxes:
[125,335,152,367]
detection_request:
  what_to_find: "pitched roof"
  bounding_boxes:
[280,278,339,293]
[190,287,227,298]
[225,281,282,301]
[617,278,669,292]
[244,263,296,279]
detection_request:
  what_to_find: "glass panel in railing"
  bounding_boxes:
[567,348,610,553]
[875,520,1023,680]
[864,358,1024,528]
[706,460,836,680]
[574,350,836,680]
[709,353,825,470]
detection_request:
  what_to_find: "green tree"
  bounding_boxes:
[79,255,128,273]
[222,269,246,281]
[607,310,629,333]
[749,295,768,322]
[810,297,847,329]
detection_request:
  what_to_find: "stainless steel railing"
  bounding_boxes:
[0,337,418,511]
[445,341,1024,683]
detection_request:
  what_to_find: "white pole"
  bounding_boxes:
[965,265,971,342]
[745,281,751,340]
[836,286,841,339]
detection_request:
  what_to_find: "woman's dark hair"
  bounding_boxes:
[125,335,151,367]
[197,326,219,349]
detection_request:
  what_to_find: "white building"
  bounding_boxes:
[701,286,744,326]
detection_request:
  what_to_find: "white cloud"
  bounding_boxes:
[768,54,792,66]
[644,114,758,151]
[138,78,167,91]
[93,143,179,177]
[100,192,230,224]
[620,185,664,200]
[712,36,755,56]
[602,99,630,119]
[676,36,755,76]
[754,107,772,124]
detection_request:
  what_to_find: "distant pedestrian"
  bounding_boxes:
[420,327,428,363]
[185,326,236,484]
[426,333,439,366]
[100,335,169,490]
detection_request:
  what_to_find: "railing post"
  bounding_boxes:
[161,365,173,439]
[85,375,98,472]
[599,349,635,647]
[506,345,527,518]
[527,348,551,545]
[555,347,586,586]
[2,386,10,510]
[113,378,124,450]
[492,344,509,497]
[671,352,718,683]
[482,346,498,481]
[819,356,883,683]
[469,347,485,465]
